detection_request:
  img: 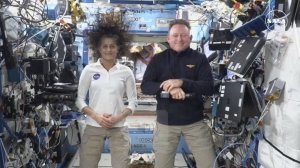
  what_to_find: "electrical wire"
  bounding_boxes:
[0,116,18,141]
[60,0,69,19]
[14,26,52,52]
[0,138,13,167]
[1,140,6,167]
[9,82,20,97]
[49,131,61,149]
[264,9,290,31]
[263,134,300,164]
[17,63,35,86]
[254,101,272,130]
[187,0,195,7]
[242,137,258,167]
[36,133,42,154]
[31,161,37,168]
[41,127,49,148]
[69,123,74,145]
[18,0,47,24]
[213,142,255,168]
[229,9,235,29]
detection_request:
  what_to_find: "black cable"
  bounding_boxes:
[263,134,300,164]
[230,9,235,30]
[223,126,226,147]
[182,148,196,168]
[0,0,11,7]
[9,82,20,96]
[18,0,48,24]
[70,123,73,145]
[74,120,81,144]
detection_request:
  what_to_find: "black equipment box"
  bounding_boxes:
[209,22,234,50]
[44,83,78,93]
[27,58,56,75]
[43,84,78,101]
[42,92,77,101]
[226,36,266,76]
[216,80,261,122]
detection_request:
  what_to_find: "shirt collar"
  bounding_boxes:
[96,58,120,70]
[170,47,191,55]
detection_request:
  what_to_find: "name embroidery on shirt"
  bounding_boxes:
[186,65,195,68]
[93,73,101,80]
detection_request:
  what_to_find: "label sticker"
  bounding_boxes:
[93,73,100,80]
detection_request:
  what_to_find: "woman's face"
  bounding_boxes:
[98,38,119,61]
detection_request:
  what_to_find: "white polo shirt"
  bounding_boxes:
[76,59,137,127]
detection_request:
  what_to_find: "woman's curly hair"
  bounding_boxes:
[87,12,133,59]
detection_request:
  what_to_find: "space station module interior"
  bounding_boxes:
[0,0,300,167]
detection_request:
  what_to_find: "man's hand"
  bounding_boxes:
[160,79,183,92]
[92,113,112,129]
[169,88,186,100]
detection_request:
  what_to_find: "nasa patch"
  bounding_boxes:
[93,73,100,80]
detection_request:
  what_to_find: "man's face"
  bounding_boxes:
[167,24,192,52]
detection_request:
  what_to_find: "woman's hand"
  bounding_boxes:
[92,113,112,129]
[105,115,123,128]
[93,113,124,129]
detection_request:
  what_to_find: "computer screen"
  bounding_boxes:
[203,40,218,62]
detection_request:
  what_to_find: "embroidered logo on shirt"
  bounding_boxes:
[93,73,100,80]
[186,65,195,68]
